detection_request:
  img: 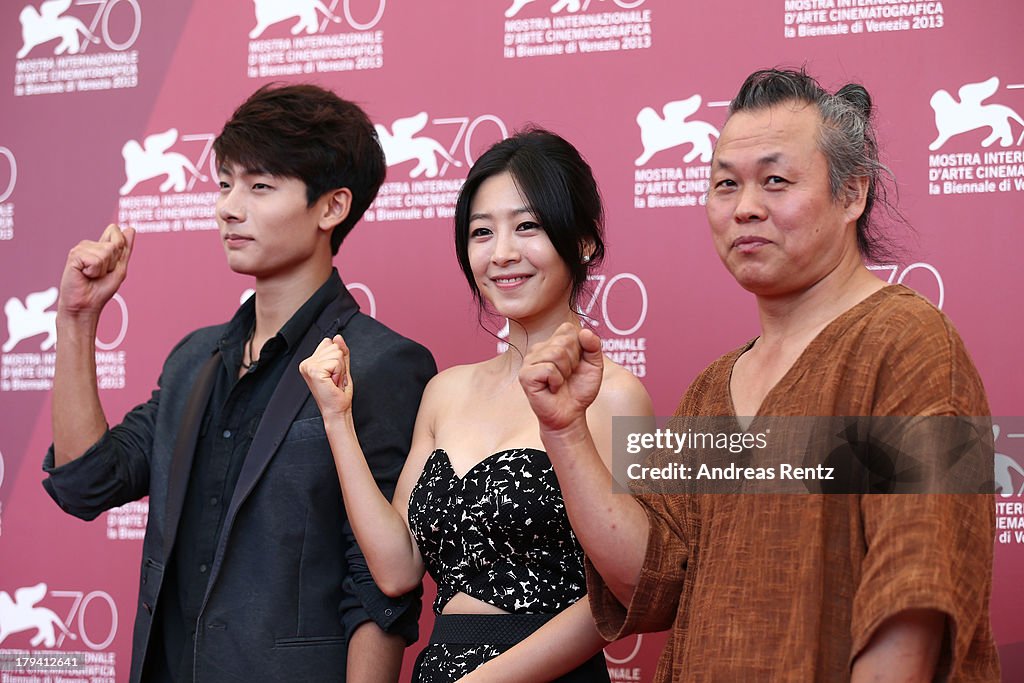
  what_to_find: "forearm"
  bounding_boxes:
[323,415,423,596]
[851,609,945,683]
[460,598,606,683]
[345,621,405,682]
[52,313,108,466]
[539,417,648,607]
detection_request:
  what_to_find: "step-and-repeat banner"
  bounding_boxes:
[1,1,1021,680]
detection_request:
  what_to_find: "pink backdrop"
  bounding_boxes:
[1,1,1021,680]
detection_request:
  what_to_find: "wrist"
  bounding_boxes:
[539,415,593,449]
[55,312,101,346]
[322,412,357,440]
[57,308,101,331]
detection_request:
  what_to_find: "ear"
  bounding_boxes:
[318,187,353,232]
[842,175,869,224]
[580,237,597,264]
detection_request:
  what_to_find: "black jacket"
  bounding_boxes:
[43,279,435,682]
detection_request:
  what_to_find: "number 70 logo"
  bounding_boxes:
[868,262,944,309]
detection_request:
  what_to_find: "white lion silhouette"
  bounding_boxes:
[995,453,1024,497]
[635,95,720,166]
[119,129,208,196]
[506,0,537,16]
[249,0,342,39]
[0,583,76,648]
[375,113,462,179]
[929,77,1024,151]
[994,424,1024,498]
[3,286,58,353]
[506,0,588,17]
[550,0,585,12]
[17,0,99,59]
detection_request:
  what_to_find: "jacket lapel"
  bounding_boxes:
[218,287,360,545]
[163,351,220,560]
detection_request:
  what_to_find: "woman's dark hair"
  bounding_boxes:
[729,67,904,262]
[213,83,386,255]
[454,128,605,317]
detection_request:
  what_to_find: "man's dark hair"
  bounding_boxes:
[213,83,386,255]
[729,67,902,262]
[454,128,606,316]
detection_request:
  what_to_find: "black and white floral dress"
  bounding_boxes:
[407,447,609,682]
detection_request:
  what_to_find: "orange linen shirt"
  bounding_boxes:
[588,286,999,682]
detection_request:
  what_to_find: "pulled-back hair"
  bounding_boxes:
[730,67,900,261]
[213,83,385,255]
[454,128,605,315]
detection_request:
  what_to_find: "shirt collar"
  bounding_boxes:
[277,269,343,351]
[219,268,345,354]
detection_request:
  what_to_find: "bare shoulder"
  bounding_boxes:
[587,358,654,467]
[419,364,467,410]
[423,360,490,392]
[394,365,482,501]
[427,362,477,387]
[593,358,654,418]
[417,360,493,413]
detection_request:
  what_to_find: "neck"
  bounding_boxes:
[501,306,583,372]
[754,259,884,346]
[251,261,333,342]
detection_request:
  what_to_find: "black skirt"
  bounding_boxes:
[412,613,611,683]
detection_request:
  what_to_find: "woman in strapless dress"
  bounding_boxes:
[300,129,653,682]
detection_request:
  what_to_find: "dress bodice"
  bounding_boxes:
[408,447,586,615]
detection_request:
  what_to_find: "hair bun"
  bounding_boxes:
[836,83,873,119]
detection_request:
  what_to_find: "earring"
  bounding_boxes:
[582,254,591,264]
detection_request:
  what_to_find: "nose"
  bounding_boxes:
[217,185,245,223]
[734,185,766,223]
[490,228,520,266]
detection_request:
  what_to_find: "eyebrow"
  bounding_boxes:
[469,206,534,222]
[714,153,783,169]
[217,163,273,177]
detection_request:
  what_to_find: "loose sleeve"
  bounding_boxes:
[587,357,737,641]
[852,494,994,674]
[42,418,154,521]
[852,296,997,675]
[41,384,178,521]
[41,332,202,519]
[587,492,690,640]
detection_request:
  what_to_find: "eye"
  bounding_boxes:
[252,182,272,190]
[516,221,541,231]
[765,175,789,186]
[713,178,736,190]
[218,180,231,190]
[469,226,492,238]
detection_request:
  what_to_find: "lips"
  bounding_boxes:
[731,235,771,253]
[491,273,532,289]
[224,233,254,248]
